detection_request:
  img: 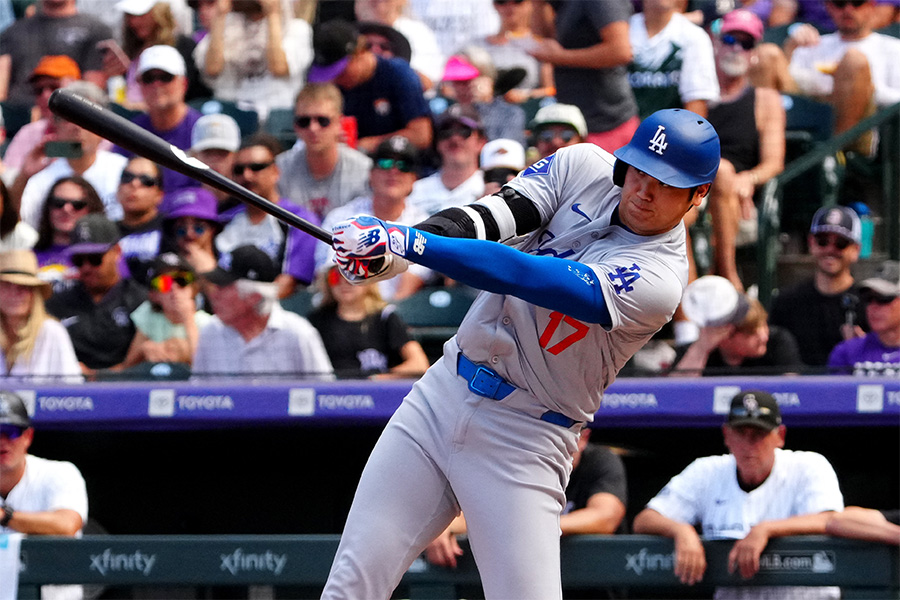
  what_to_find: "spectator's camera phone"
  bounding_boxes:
[45,140,84,159]
[232,0,262,13]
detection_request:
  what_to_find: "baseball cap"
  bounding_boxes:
[532,103,588,139]
[137,45,186,77]
[726,390,782,431]
[373,135,419,166]
[681,275,750,327]
[146,252,195,281]
[720,9,764,41]
[442,55,480,82]
[62,80,109,107]
[481,138,525,171]
[163,187,220,221]
[357,21,412,63]
[436,104,483,131]
[191,113,241,153]
[0,390,31,429]
[116,0,156,15]
[859,260,900,298]
[0,250,52,299]
[810,206,862,244]
[204,245,279,285]
[29,55,81,82]
[67,214,120,256]
[308,20,359,83]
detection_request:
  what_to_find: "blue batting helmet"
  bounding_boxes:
[613,109,720,189]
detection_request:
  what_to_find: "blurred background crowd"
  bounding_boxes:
[0,0,897,381]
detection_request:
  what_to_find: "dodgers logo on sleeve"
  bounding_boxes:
[608,263,642,294]
[522,154,555,177]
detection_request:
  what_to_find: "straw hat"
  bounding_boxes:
[0,250,52,299]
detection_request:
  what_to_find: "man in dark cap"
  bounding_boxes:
[317,135,431,302]
[769,206,866,367]
[406,104,486,216]
[192,245,332,378]
[307,19,432,152]
[828,260,900,375]
[634,390,843,597]
[46,214,147,372]
[1,390,88,598]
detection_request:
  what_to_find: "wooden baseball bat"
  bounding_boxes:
[48,88,332,244]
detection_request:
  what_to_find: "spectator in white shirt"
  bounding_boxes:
[193,245,333,378]
[0,250,82,382]
[18,81,128,228]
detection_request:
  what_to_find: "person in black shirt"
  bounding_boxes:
[769,206,866,368]
[673,294,803,376]
[307,265,429,379]
[115,157,165,283]
[45,214,147,374]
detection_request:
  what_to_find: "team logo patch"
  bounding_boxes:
[648,125,668,155]
[522,154,554,177]
[608,263,642,294]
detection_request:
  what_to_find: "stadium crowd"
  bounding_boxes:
[0,0,896,380]
[0,1,898,595]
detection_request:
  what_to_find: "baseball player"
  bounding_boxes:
[322,109,720,600]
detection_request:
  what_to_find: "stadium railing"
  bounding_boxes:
[15,535,899,599]
[757,101,900,306]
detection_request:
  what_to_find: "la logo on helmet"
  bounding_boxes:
[648,125,668,156]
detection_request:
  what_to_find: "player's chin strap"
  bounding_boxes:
[415,187,542,243]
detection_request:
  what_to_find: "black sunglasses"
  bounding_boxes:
[233,161,274,175]
[437,126,474,141]
[861,291,897,305]
[32,83,60,96]
[72,253,105,267]
[829,0,867,8]
[721,33,756,51]
[375,157,415,173]
[120,171,161,187]
[139,70,176,85]
[813,233,852,250]
[0,424,26,440]
[49,196,88,211]
[294,115,333,129]
[537,128,578,144]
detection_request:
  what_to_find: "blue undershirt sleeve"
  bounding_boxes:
[407,229,612,326]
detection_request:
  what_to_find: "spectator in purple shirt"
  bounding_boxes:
[114,45,201,196]
[828,260,900,375]
[32,176,105,294]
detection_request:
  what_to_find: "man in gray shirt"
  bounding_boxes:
[276,82,372,221]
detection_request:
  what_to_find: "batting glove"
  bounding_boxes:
[332,216,424,260]
[335,254,409,285]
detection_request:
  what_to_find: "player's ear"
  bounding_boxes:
[691,183,711,206]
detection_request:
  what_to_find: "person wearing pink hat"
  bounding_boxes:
[785,0,900,156]
[698,8,786,292]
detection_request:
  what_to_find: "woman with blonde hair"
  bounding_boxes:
[307,265,429,379]
[0,250,82,382]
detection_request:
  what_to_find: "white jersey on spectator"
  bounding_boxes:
[406,170,485,216]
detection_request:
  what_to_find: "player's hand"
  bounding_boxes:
[335,253,408,284]
[424,530,464,568]
[332,216,413,259]
[728,524,770,579]
[673,526,706,585]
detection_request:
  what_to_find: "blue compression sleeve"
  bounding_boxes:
[406,229,612,326]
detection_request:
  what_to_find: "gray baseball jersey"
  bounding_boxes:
[450,143,689,422]
[323,143,691,600]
